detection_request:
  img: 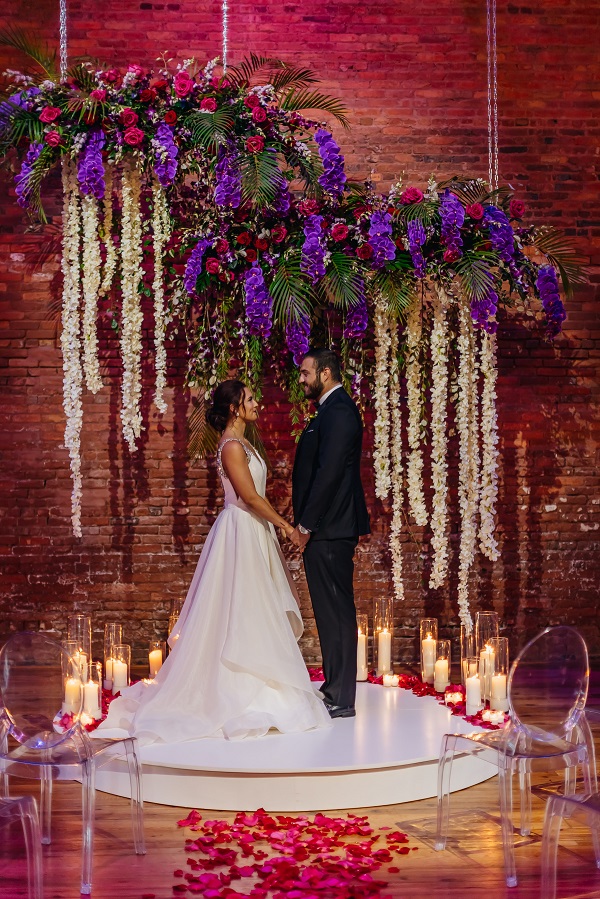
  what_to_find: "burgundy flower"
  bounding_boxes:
[215,238,229,255]
[356,243,373,260]
[236,232,252,246]
[205,257,220,274]
[90,89,106,102]
[44,130,61,146]
[297,198,320,217]
[245,135,264,154]
[123,126,144,146]
[174,72,194,98]
[331,222,349,242]
[245,248,257,262]
[200,97,217,113]
[163,110,177,125]
[140,88,157,103]
[252,106,267,123]
[255,237,269,251]
[271,224,287,243]
[152,79,168,92]
[102,69,120,84]
[244,94,260,109]
[466,202,484,220]
[120,107,138,127]
[509,198,526,219]
[39,106,61,123]
[443,247,461,264]
[399,186,424,205]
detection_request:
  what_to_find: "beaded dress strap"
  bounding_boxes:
[217,438,253,480]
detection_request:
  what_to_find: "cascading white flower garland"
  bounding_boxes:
[428,285,450,588]
[99,164,117,297]
[81,194,103,393]
[60,160,84,538]
[151,177,171,415]
[388,316,405,601]
[119,166,144,451]
[405,297,428,526]
[479,330,500,560]
[372,294,392,500]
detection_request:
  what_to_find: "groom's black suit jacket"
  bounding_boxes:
[292,387,370,541]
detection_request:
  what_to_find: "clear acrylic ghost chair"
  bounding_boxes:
[434,626,596,888]
[541,708,600,899]
[0,632,145,895]
[0,795,43,899]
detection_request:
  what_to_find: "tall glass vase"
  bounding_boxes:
[420,618,438,684]
[374,597,393,676]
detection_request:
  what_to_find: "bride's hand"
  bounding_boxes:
[279,522,294,542]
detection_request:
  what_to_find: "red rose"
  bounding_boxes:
[252,106,267,123]
[39,106,61,123]
[140,88,157,103]
[200,97,217,113]
[443,248,461,264]
[395,237,406,248]
[205,257,220,274]
[466,202,484,220]
[152,79,168,92]
[83,110,97,125]
[331,223,349,242]
[356,243,373,260]
[245,248,257,262]
[245,135,265,154]
[44,130,61,147]
[164,110,177,125]
[174,72,194,98]
[509,198,526,220]
[255,237,269,251]
[271,224,287,244]
[399,187,424,205]
[120,107,138,127]
[236,232,252,246]
[102,69,120,84]
[244,94,260,109]
[123,126,144,146]
[297,198,320,217]
[215,238,229,254]
[90,89,106,102]
[352,203,368,220]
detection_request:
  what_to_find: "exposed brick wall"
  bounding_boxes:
[0,0,598,667]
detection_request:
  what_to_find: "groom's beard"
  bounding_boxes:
[302,373,324,401]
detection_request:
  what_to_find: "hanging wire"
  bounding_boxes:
[486,0,499,191]
[59,0,68,81]
[222,0,229,72]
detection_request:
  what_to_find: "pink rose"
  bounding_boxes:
[39,106,61,123]
[245,135,265,154]
[102,69,120,84]
[119,107,138,127]
[244,94,260,109]
[210,75,221,89]
[509,198,526,219]
[90,89,107,102]
[399,187,424,205]
[331,223,349,242]
[123,126,144,146]
[174,72,194,98]
[466,202,484,220]
[252,106,267,123]
[44,130,61,147]
[200,97,217,113]
[127,64,144,79]
[443,248,461,264]
[271,224,287,243]
[205,257,220,274]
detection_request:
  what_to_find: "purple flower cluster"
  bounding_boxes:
[470,287,498,334]
[407,219,427,278]
[343,280,368,339]
[184,237,213,294]
[368,210,396,269]
[153,123,178,188]
[14,141,43,209]
[215,143,241,208]
[285,314,311,363]
[536,264,566,338]
[301,215,327,283]
[244,263,273,339]
[483,205,515,263]
[272,175,291,215]
[1,87,40,134]
[439,190,465,254]
[77,130,105,199]
[314,128,347,196]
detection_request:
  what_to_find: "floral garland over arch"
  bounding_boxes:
[0,42,585,627]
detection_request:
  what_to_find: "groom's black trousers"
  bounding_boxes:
[303,537,358,709]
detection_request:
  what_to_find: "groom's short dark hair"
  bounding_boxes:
[303,347,341,383]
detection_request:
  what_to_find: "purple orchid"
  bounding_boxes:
[215,143,241,208]
[314,128,347,196]
[244,263,273,338]
[407,219,427,279]
[301,215,327,283]
[368,210,396,269]
[439,190,465,255]
[285,314,311,363]
[536,264,566,339]
[184,237,213,294]
[14,141,43,209]
[343,280,368,339]
[153,123,178,188]
[77,130,106,199]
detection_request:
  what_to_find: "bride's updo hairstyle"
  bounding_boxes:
[206,380,247,433]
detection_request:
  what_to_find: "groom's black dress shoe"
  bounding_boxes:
[324,702,356,719]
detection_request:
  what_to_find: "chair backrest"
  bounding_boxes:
[507,626,589,739]
[0,631,83,749]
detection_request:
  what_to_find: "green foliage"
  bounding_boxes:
[187,396,219,463]
[270,251,317,325]
[286,145,323,194]
[396,200,438,225]
[320,252,363,310]
[372,255,417,319]
[2,107,44,147]
[454,250,500,302]
[187,108,235,149]
[225,54,282,89]
[279,88,349,128]
[240,148,283,208]
[0,26,57,79]
[268,65,320,93]
[65,63,98,93]
[530,225,588,298]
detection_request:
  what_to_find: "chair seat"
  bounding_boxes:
[3,735,133,769]
[453,727,587,764]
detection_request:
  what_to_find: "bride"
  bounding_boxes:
[94,380,331,742]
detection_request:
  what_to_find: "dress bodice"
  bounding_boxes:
[217,438,267,509]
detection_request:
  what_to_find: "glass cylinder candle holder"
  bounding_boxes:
[67,614,92,682]
[168,599,184,648]
[489,636,509,712]
[479,641,496,703]
[61,645,83,717]
[374,597,393,676]
[83,661,103,720]
[434,640,451,693]
[356,614,369,681]
[465,660,483,715]
[460,625,477,686]
[475,611,499,655]
[111,644,130,695]
[148,640,166,678]
[103,622,123,690]
[420,618,438,684]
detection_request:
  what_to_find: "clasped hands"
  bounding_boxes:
[280,523,310,551]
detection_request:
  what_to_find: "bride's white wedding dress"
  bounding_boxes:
[94,438,331,743]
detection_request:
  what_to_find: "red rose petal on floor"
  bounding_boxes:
[178,809,202,827]
[398,846,411,854]
[387,866,400,873]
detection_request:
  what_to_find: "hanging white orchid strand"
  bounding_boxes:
[479,330,500,560]
[373,294,392,500]
[80,194,103,393]
[99,164,117,297]
[151,176,171,414]
[388,316,405,602]
[428,285,450,588]
[119,166,145,451]
[405,297,428,526]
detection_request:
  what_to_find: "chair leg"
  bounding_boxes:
[124,740,146,855]
[80,758,96,896]
[434,736,456,851]
[499,762,518,888]
[518,766,532,836]
[541,794,564,899]
[19,797,44,899]
[40,764,53,845]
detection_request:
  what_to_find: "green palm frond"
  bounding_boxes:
[187,396,219,462]
[226,54,283,88]
[4,108,44,146]
[530,225,588,298]
[397,200,438,225]
[454,250,499,302]
[269,65,320,93]
[65,63,97,93]
[286,145,323,194]
[319,252,363,310]
[270,251,316,325]
[371,262,416,319]
[186,108,235,148]
[19,145,54,223]
[241,149,283,208]
[279,88,349,128]
[0,27,57,79]
[439,177,512,208]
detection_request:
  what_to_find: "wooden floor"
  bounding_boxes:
[2,673,600,899]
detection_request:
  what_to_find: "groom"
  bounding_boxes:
[290,348,370,718]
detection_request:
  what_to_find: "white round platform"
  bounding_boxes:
[95,682,496,811]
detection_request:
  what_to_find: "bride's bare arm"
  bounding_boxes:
[220,441,293,535]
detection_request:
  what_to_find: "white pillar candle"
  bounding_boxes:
[491,673,509,711]
[111,659,128,693]
[149,648,163,678]
[83,681,102,718]
[103,657,114,690]
[357,632,368,681]
[466,674,482,714]
[377,628,392,675]
[434,658,449,693]
[479,645,495,700]
[73,651,88,683]
[63,677,81,715]
[422,634,436,683]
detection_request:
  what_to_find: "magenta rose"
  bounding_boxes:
[245,135,265,154]
[123,126,144,146]
[200,97,217,113]
[102,69,120,84]
[90,89,107,102]
[331,223,349,242]
[356,243,374,260]
[399,187,424,205]
[205,257,220,274]
[120,107,138,127]
[251,106,267,123]
[297,198,320,217]
[443,248,461,264]
[174,72,194,98]
[244,94,260,109]
[466,202,484,220]
[271,224,287,243]
[127,64,144,79]
[44,130,61,147]
[39,106,61,123]
[210,75,221,90]
[509,199,526,219]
